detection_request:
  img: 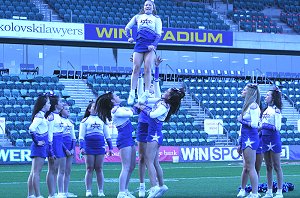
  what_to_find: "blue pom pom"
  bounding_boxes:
[286,182,295,191]
[245,184,252,193]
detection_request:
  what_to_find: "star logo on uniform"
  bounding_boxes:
[151,133,160,142]
[66,125,72,132]
[267,142,275,151]
[91,122,100,129]
[245,138,254,148]
[141,18,152,25]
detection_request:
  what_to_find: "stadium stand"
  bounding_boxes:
[0,0,44,20]
[0,74,82,146]
[45,0,230,31]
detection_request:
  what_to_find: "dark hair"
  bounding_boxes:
[95,92,114,123]
[139,0,157,15]
[83,101,95,119]
[164,87,185,122]
[270,86,283,110]
[31,95,49,121]
[45,95,60,118]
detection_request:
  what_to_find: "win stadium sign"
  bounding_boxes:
[84,24,233,47]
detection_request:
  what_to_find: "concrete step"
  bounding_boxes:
[59,79,96,113]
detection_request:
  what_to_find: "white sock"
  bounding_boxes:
[277,189,282,194]
[267,189,273,194]
[140,183,145,188]
[144,90,150,96]
[130,89,135,94]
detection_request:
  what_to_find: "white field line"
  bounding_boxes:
[0,163,296,173]
[1,175,300,185]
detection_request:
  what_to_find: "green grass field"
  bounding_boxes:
[0,161,299,198]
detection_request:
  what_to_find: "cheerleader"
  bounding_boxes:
[136,56,162,197]
[27,94,51,198]
[79,101,113,197]
[125,0,162,105]
[236,84,261,198]
[135,87,185,198]
[94,92,135,198]
[261,87,284,198]
[60,103,77,197]
[45,95,65,198]
[237,105,264,197]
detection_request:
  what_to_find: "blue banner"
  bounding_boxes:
[179,145,291,162]
[0,147,32,164]
[288,145,300,160]
[1,145,296,164]
[84,24,233,47]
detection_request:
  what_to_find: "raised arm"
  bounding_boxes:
[153,56,163,98]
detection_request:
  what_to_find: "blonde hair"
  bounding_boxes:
[241,84,260,115]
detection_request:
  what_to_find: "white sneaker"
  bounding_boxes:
[65,192,77,198]
[237,189,246,197]
[127,91,136,105]
[155,185,168,197]
[48,194,57,198]
[262,192,273,198]
[36,196,45,198]
[117,192,130,198]
[98,191,105,197]
[57,193,67,198]
[139,186,146,197]
[27,195,35,198]
[147,186,160,198]
[86,190,93,197]
[246,193,259,198]
[138,92,149,104]
[273,193,283,198]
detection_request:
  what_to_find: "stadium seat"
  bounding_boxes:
[25,138,33,146]
[15,139,25,147]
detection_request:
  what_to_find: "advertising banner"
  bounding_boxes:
[84,24,233,46]
[204,119,223,135]
[179,145,290,162]
[0,145,293,164]
[288,145,300,160]
[74,146,179,164]
[0,147,32,164]
[0,19,84,41]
